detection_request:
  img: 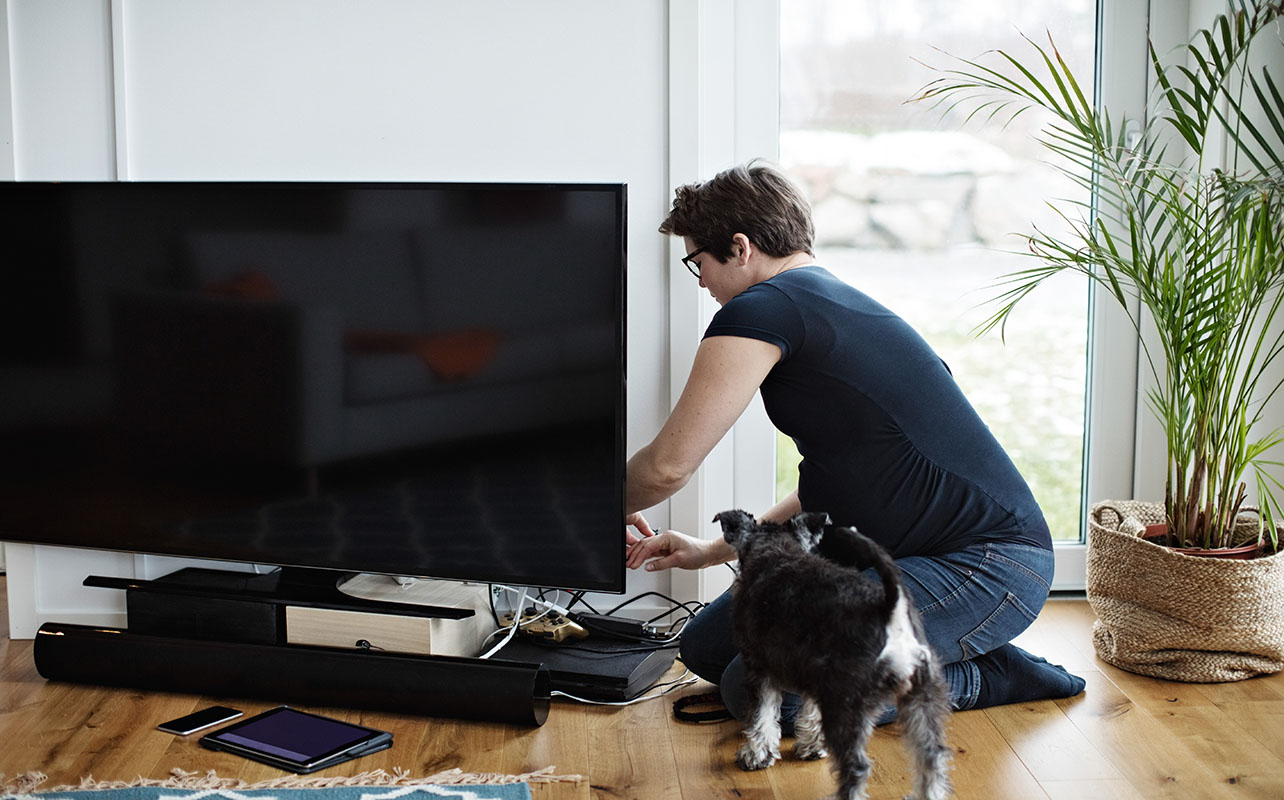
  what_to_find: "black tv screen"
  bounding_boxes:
[0,182,627,593]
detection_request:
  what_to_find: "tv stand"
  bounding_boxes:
[81,567,496,654]
[86,566,471,615]
[34,567,550,726]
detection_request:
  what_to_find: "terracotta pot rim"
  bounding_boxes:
[1140,523,1265,559]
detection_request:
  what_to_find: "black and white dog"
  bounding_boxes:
[716,509,952,800]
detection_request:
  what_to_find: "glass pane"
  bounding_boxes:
[778,0,1097,542]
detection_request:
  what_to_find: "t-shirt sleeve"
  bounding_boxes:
[702,282,805,360]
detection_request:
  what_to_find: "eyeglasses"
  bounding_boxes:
[680,247,707,278]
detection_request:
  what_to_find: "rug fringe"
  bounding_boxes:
[2,766,581,794]
[0,774,49,796]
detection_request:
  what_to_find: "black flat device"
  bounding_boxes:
[199,706,392,773]
[494,637,676,701]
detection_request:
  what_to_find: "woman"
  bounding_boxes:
[625,161,1084,727]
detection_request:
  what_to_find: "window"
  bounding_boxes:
[777,0,1098,545]
[667,0,1148,598]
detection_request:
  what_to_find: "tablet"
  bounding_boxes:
[199,706,393,773]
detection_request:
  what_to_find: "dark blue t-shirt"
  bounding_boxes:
[704,266,1051,558]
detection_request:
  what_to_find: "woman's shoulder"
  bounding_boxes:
[766,266,888,312]
[706,273,810,353]
[720,265,884,326]
[770,265,859,294]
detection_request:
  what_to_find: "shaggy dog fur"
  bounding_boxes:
[716,509,952,800]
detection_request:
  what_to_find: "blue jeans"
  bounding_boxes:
[680,540,1055,724]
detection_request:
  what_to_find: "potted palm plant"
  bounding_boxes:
[913,0,1284,682]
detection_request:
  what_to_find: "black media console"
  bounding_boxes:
[32,567,551,726]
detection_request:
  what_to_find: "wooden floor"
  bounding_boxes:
[2,578,1283,800]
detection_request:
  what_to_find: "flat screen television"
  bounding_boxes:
[0,181,627,594]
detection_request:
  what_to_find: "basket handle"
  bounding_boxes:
[1093,503,1125,529]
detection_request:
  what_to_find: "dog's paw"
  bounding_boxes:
[794,739,828,761]
[735,744,779,771]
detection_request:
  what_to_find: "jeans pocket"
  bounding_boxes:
[985,544,1054,593]
[960,591,1038,659]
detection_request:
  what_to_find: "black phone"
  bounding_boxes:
[157,705,243,735]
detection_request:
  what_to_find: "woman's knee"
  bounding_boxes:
[678,630,712,680]
[718,657,750,720]
[678,591,738,682]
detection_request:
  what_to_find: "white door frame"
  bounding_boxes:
[665,0,781,604]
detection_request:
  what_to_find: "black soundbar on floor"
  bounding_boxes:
[34,622,550,726]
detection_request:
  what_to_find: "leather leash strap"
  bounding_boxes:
[673,692,733,723]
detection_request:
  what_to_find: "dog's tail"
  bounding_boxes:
[816,525,903,620]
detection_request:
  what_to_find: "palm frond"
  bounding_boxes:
[912,0,1284,550]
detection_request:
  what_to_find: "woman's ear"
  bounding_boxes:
[730,232,753,265]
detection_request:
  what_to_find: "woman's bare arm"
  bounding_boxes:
[625,335,781,514]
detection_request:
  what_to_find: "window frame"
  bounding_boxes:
[668,0,1156,599]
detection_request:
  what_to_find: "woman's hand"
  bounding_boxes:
[626,529,717,572]
[625,512,657,544]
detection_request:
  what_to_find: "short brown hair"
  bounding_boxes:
[658,161,814,262]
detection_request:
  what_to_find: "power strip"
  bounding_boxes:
[569,611,661,639]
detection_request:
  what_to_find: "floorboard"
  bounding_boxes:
[4,578,1284,799]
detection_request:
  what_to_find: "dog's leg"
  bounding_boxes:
[735,672,783,771]
[821,698,878,800]
[897,661,953,800]
[793,694,827,761]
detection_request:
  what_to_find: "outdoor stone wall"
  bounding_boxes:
[781,129,1073,251]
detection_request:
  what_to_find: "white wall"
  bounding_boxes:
[116,2,665,184]
[8,0,116,179]
[2,0,700,636]
[0,0,14,181]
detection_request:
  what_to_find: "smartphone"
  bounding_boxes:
[158,705,243,735]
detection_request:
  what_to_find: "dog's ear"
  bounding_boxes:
[789,511,831,551]
[713,509,755,529]
[800,512,831,535]
[714,509,756,549]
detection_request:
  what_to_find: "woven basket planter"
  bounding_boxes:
[1087,500,1284,682]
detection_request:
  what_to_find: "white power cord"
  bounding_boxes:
[477,586,530,659]
[482,583,695,706]
[490,584,573,616]
[552,669,699,706]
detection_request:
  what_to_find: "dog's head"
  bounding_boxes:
[714,509,831,560]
